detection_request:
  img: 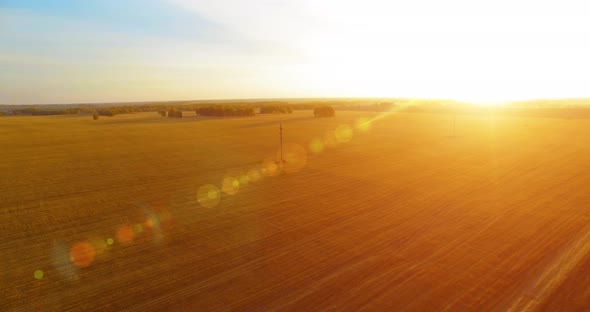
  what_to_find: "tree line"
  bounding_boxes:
[12,108,82,115]
[259,105,293,114]
[196,106,255,117]
[168,108,183,118]
[4,102,342,119]
[314,106,336,117]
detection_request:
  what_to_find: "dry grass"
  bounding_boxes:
[2,110,590,311]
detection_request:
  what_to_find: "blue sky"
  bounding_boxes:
[0,0,278,104]
[1,0,590,104]
[1,0,227,41]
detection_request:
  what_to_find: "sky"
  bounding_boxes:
[1,0,589,104]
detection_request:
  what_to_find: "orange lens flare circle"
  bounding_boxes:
[69,242,97,268]
[116,225,135,245]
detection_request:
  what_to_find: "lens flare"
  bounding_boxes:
[261,158,281,177]
[323,130,339,148]
[355,117,371,131]
[145,218,154,229]
[34,270,44,280]
[240,174,249,187]
[335,124,353,143]
[134,224,144,234]
[69,242,97,268]
[144,210,164,244]
[277,143,308,174]
[106,238,114,245]
[222,176,240,195]
[309,137,324,154]
[53,241,77,279]
[197,184,221,208]
[247,168,262,182]
[116,225,135,245]
[89,237,108,255]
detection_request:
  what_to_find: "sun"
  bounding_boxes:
[298,30,525,102]
[454,97,508,107]
[453,99,499,107]
[298,1,547,102]
[472,100,505,107]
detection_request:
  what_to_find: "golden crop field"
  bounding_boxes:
[2,110,590,311]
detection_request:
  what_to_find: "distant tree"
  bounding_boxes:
[260,105,293,114]
[64,108,81,114]
[158,110,167,117]
[168,108,183,118]
[31,109,75,116]
[195,105,255,117]
[314,106,335,117]
[98,109,116,117]
[292,104,315,110]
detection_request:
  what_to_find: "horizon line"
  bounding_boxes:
[3,96,590,106]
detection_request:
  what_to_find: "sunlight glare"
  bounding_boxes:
[354,118,371,131]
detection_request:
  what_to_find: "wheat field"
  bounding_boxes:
[2,110,590,311]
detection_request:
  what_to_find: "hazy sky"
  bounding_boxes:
[1,0,589,104]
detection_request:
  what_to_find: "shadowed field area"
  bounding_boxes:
[2,110,590,311]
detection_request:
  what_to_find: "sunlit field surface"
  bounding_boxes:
[2,110,590,311]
